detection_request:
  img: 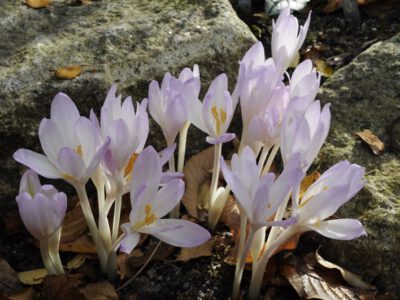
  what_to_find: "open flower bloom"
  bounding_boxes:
[147,73,188,145]
[288,59,321,114]
[13,93,110,184]
[185,73,235,144]
[280,100,330,172]
[271,8,310,73]
[220,146,304,230]
[178,64,201,98]
[119,146,211,254]
[16,170,67,240]
[291,160,367,240]
[98,85,149,180]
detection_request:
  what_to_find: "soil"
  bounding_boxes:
[1,1,399,300]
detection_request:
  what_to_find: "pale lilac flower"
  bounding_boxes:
[147,73,188,145]
[178,64,201,98]
[13,93,110,183]
[271,8,311,73]
[288,59,321,114]
[265,0,310,16]
[220,146,303,229]
[16,170,67,240]
[185,74,235,144]
[280,100,330,171]
[98,85,149,179]
[291,160,367,240]
[119,146,211,254]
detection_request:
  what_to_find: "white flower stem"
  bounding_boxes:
[74,183,108,273]
[232,228,256,300]
[112,182,124,242]
[207,142,222,230]
[48,228,64,274]
[96,181,106,213]
[238,124,248,154]
[40,237,56,275]
[261,144,279,176]
[249,227,296,300]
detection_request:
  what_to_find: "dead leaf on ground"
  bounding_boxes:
[0,259,23,295]
[79,281,118,300]
[182,147,215,220]
[42,274,85,300]
[61,203,88,244]
[54,66,83,80]
[25,0,50,9]
[59,234,96,254]
[66,254,88,270]
[177,238,214,262]
[355,129,385,155]
[316,250,375,290]
[117,253,130,280]
[127,240,174,268]
[8,287,34,300]
[18,269,48,285]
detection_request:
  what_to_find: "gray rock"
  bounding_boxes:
[316,33,400,294]
[0,0,255,202]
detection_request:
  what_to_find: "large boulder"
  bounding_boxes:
[0,0,256,202]
[316,33,400,294]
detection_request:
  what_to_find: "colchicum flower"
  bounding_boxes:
[16,170,67,274]
[119,146,211,254]
[13,93,110,184]
[271,7,310,73]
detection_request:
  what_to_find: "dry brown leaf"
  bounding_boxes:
[66,254,88,270]
[127,241,174,268]
[117,253,130,280]
[355,129,385,155]
[61,203,88,244]
[54,66,83,79]
[8,287,33,300]
[59,234,96,254]
[220,195,239,229]
[316,250,375,290]
[177,239,214,262]
[323,0,342,12]
[182,147,215,220]
[0,259,23,294]
[42,274,85,300]
[80,281,118,300]
[25,0,50,9]
[18,269,48,285]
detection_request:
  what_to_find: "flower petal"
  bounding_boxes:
[120,223,140,254]
[13,149,61,179]
[152,179,185,219]
[308,219,366,240]
[139,219,211,248]
[56,147,85,180]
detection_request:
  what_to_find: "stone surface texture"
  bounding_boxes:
[316,33,400,294]
[0,0,256,201]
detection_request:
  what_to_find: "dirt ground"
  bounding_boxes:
[1,1,399,299]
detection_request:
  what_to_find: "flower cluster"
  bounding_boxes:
[13,7,366,299]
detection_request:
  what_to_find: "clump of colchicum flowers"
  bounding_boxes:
[13,7,366,299]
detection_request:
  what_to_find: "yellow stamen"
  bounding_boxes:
[75,145,83,156]
[124,153,139,179]
[134,204,157,229]
[211,105,227,136]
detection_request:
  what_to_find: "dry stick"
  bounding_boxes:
[117,241,163,291]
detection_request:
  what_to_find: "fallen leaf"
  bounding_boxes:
[316,250,375,290]
[54,66,83,80]
[25,0,49,9]
[177,239,214,262]
[182,147,215,220]
[59,234,96,254]
[323,0,342,12]
[0,259,23,295]
[8,287,34,300]
[80,281,118,300]
[18,269,48,285]
[42,274,84,300]
[355,129,385,155]
[66,254,88,270]
[61,203,88,244]
[128,241,174,268]
[117,253,130,280]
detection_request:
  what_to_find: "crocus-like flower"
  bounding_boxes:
[16,170,67,240]
[288,59,321,114]
[185,73,235,144]
[13,93,110,184]
[178,64,201,98]
[220,146,303,229]
[271,8,310,73]
[99,85,149,179]
[147,73,188,146]
[119,146,211,254]
[291,160,367,239]
[280,100,330,172]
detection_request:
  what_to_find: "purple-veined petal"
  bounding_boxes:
[108,119,131,171]
[159,144,176,166]
[56,147,85,180]
[307,219,366,240]
[13,149,61,179]
[120,223,140,254]
[206,133,235,144]
[160,172,183,184]
[38,118,63,163]
[164,94,188,145]
[74,117,97,167]
[84,137,111,180]
[138,219,210,248]
[151,179,184,219]
[19,169,42,195]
